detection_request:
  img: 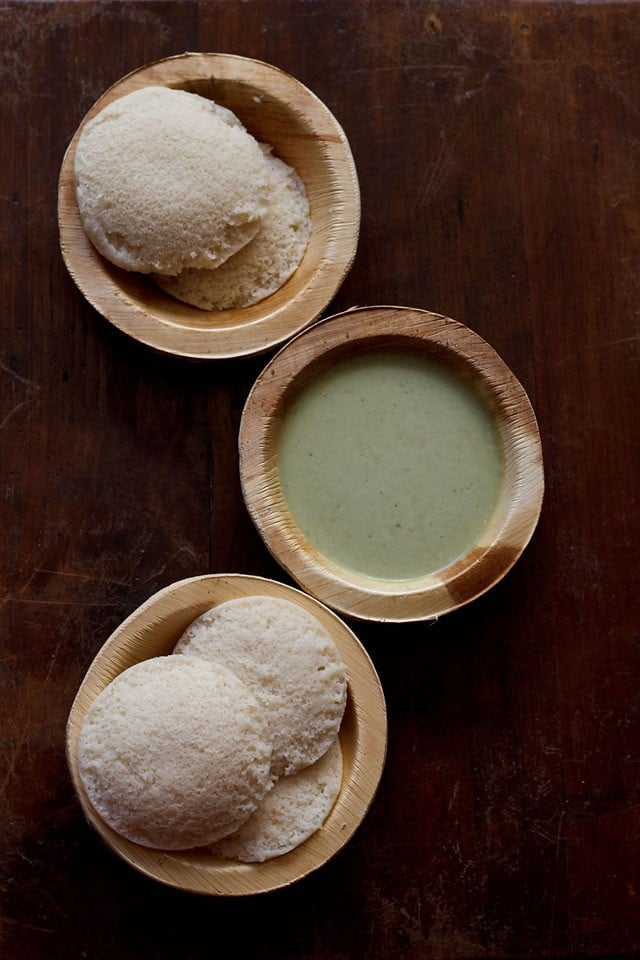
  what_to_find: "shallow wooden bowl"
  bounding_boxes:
[240,306,544,623]
[58,53,360,359]
[65,574,386,895]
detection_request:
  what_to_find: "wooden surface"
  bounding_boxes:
[1,1,639,957]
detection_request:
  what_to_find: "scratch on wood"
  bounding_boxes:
[33,567,130,588]
[1,916,55,935]
[5,597,122,607]
[0,357,40,430]
[416,109,472,209]
[140,544,199,583]
[548,807,567,950]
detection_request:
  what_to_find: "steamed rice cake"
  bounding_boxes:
[174,596,347,778]
[211,737,343,862]
[73,86,270,275]
[154,148,311,309]
[77,656,273,850]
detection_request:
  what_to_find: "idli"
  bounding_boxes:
[154,148,310,309]
[77,656,273,850]
[174,596,347,778]
[74,86,269,275]
[211,737,343,862]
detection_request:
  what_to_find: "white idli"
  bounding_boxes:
[211,737,343,862]
[74,86,269,275]
[77,656,273,850]
[154,148,310,309]
[174,596,347,778]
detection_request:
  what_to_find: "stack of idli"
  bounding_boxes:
[73,86,310,309]
[77,596,347,861]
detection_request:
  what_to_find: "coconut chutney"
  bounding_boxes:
[277,351,504,580]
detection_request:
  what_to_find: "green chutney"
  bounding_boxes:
[277,351,504,580]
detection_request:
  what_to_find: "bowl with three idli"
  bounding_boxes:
[66,574,387,895]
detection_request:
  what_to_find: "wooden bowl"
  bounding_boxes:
[58,53,360,359]
[65,574,386,895]
[240,306,545,623]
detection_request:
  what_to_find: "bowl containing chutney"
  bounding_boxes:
[58,53,360,360]
[239,305,544,622]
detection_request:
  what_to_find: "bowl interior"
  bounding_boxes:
[239,306,545,622]
[58,53,360,358]
[65,574,387,895]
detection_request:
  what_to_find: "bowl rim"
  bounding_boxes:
[65,573,387,895]
[239,305,545,623]
[57,52,360,360]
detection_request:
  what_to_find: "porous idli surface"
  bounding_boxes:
[77,656,273,850]
[211,737,343,862]
[174,597,347,778]
[74,86,269,275]
[154,149,310,309]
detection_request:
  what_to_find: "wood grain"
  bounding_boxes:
[1,1,639,958]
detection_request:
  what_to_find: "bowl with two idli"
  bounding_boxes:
[58,53,360,359]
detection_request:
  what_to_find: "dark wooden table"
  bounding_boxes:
[2,2,639,957]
